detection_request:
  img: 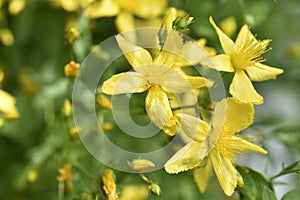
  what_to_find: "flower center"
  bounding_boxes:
[232,35,271,70]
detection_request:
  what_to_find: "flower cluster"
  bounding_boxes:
[101,8,283,196]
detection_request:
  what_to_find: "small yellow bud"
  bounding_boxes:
[131,159,155,172]
[64,61,80,78]
[62,99,72,117]
[102,122,114,131]
[66,27,80,44]
[96,94,112,110]
[69,126,83,140]
[27,170,38,183]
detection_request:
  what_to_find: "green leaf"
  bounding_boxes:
[281,189,300,200]
[237,166,273,200]
[283,161,299,171]
[262,187,277,200]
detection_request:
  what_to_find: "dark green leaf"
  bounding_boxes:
[237,166,273,200]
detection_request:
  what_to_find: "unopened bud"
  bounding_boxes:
[96,94,112,110]
[66,27,80,44]
[62,99,72,117]
[149,183,161,196]
[64,61,80,78]
[131,159,155,172]
[173,15,194,31]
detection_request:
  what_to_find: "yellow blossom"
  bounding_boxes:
[61,99,72,117]
[102,33,209,136]
[164,98,267,196]
[204,17,283,104]
[57,164,73,192]
[120,185,149,200]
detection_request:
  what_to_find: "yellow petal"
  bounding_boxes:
[180,41,211,66]
[229,136,268,154]
[245,63,284,81]
[164,141,203,174]
[209,149,238,196]
[193,161,212,193]
[202,54,234,72]
[145,85,176,135]
[160,69,195,93]
[175,113,210,142]
[199,99,226,158]
[83,0,120,18]
[115,11,135,33]
[161,7,177,30]
[235,25,258,49]
[117,0,167,18]
[185,75,209,89]
[115,35,153,70]
[229,70,263,104]
[223,98,254,134]
[102,72,149,94]
[209,16,235,56]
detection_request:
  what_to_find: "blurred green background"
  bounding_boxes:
[0,0,299,199]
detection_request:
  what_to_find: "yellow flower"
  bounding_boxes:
[0,89,19,119]
[102,169,119,200]
[84,0,167,33]
[102,33,208,135]
[164,98,267,196]
[57,164,73,191]
[205,17,283,104]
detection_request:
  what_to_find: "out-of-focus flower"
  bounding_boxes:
[57,164,73,192]
[69,126,83,139]
[84,0,167,33]
[204,17,283,104]
[165,98,267,196]
[27,170,38,183]
[220,16,237,37]
[64,61,80,78]
[8,0,26,15]
[119,185,149,200]
[197,38,216,56]
[102,122,114,131]
[66,27,80,44]
[102,169,119,200]
[0,28,15,46]
[0,89,19,119]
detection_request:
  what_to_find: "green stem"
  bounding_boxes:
[270,168,300,180]
[58,181,65,200]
